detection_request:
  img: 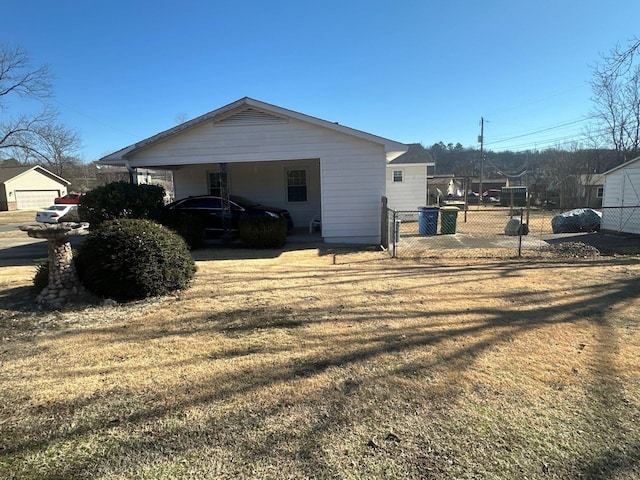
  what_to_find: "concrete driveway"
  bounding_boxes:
[0,223,85,266]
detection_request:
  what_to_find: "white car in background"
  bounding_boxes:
[35,205,77,224]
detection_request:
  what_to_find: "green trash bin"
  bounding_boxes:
[440,206,460,234]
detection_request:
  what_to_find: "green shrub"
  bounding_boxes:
[239,216,287,249]
[78,181,165,227]
[75,219,196,301]
[159,212,206,249]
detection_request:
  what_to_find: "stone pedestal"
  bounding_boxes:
[20,223,89,309]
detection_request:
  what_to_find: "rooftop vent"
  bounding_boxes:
[216,108,288,126]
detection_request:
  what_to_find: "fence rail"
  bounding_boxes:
[383,205,640,259]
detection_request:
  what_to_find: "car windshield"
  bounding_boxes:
[46,205,68,211]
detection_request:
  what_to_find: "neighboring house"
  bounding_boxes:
[578,173,605,209]
[468,178,509,194]
[95,166,174,201]
[547,174,604,209]
[429,175,463,204]
[601,156,640,235]
[98,97,407,244]
[386,143,435,210]
[0,166,70,211]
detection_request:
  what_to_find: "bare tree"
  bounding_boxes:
[1,107,57,157]
[1,44,83,177]
[590,37,640,163]
[0,45,53,153]
[540,146,589,209]
[598,37,640,78]
[32,122,82,176]
[0,44,51,102]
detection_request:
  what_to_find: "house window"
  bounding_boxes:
[208,172,221,196]
[287,169,307,202]
[393,170,403,182]
[597,186,604,198]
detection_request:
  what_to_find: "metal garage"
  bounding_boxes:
[601,156,640,235]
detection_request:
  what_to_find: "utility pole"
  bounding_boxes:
[478,117,484,208]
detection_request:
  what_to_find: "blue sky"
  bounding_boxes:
[4,0,639,161]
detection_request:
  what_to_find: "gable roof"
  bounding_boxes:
[603,155,640,176]
[388,143,434,165]
[99,97,408,164]
[0,165,70,185]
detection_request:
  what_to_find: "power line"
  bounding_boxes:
[486,118,590,146]
[482,118,613,152]
[491,125,611,151]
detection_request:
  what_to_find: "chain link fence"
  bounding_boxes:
[382,205,640,259]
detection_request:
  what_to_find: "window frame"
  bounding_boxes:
[286,169,308,203]
[393,170,404,182]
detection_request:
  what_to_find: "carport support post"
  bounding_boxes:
[219,162,232,242]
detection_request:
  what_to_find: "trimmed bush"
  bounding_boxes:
[239,215,287,249]
[159,212,206,249]
[75,219,196,301]
[78,181,165,227]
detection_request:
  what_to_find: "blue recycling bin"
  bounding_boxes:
[418,206,439,236]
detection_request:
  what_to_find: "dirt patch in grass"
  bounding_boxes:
[1,247,640,479]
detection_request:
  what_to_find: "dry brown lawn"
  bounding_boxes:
[1,244,640,479]
[0,210,37,224]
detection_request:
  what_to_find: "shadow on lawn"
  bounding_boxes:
[2,258,640,478]
[189,242,383,263]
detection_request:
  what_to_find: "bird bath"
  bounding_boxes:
[20,222,88,308]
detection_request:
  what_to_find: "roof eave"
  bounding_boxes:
[603,155,640,175]
[387,162,436,167]
[6,166,70,185]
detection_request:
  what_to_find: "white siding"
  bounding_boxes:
[320,141,386,244]
[130,118,369,166]
[385,164,428,211]
[601,163,640,234]
[130,117,387,243]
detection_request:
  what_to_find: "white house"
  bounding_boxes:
[601,156,640,235]
[98,97,407,244]
[386,143,435,211]
[0,166,70,211]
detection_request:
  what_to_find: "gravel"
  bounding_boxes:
[539,241,601,258]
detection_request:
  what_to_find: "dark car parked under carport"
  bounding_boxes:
[164,195,294,238]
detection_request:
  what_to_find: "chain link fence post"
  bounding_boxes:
[392,210,399,258]
[518,208,524,257]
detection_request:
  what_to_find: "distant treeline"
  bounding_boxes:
[427,142,624,178]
